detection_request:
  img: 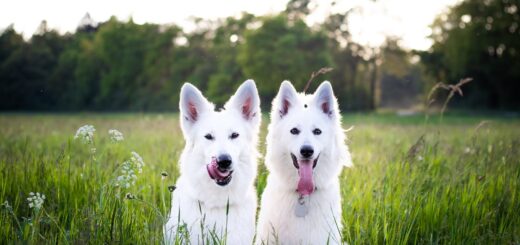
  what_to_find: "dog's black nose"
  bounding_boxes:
[217,154,232,169]
[300,145,314,158]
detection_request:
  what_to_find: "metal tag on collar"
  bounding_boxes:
[295,195,309,218]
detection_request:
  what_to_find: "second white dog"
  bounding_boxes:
[164,80,261,244]
[256,81,352,244]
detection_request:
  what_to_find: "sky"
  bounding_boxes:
[0,0,459,50]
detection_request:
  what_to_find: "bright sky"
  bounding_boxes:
[0,0,459,50]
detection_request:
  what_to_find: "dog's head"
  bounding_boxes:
[267,80,352,195]
[179,80,261,187]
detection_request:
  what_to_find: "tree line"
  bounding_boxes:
[0,0,518,111]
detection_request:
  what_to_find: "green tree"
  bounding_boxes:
[133,25,182,110]
[91,17,148,109]
[0,26,25,109]
[0,22,70,110]
[378,38,423,109]
[176,19,219,99]
[421,0,520,109]
[206,13,256,106]
[238,14,331,104]
[322,12,379,110]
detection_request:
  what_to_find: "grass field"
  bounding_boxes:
[1,113,519,244]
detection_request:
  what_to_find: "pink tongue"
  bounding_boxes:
[207,159,230,179]
[297,160,314,196]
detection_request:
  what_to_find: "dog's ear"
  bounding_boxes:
[274,80,298,118]
[225,79,261,125]
[313,81,337,118]
[179,83,212,129]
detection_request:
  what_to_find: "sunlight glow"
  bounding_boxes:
[1,0,458,50]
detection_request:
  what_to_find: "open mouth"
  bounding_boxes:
[207,158,233,186]
[290,153,318,169]
[291,153,319,196]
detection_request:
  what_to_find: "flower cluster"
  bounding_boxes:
[115,152,146,189]
[27,192,45,210]
[108,129,124,142]
[130,151,145,173]
[74,125,96,144]
[116,161,137,189]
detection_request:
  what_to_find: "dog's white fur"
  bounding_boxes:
[164,80,261,244]
[256,81,352,245]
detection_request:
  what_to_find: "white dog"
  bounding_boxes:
[164,80,261,244]
[256,81,352,245]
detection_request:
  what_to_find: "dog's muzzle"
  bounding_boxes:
[207,156,233,186]
[291,153,318,169]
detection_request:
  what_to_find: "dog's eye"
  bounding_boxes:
[313,128,322,135]
[290,128,300,135]
[204,134,214,140]
[230,132,239,139]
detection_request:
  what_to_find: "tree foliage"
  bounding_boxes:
[238,14,331,104]
[421,0,520,109]
[7,0,516,111]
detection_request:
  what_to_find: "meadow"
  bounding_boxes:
[0,113,519,244]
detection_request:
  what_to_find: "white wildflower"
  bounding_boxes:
[74,125,95,144]
[417,155,424,161]
[464,147,474,154]
[108,129,124,142]
[27,192,45,211]
[115,161,137,188]
[130,151,145,173]
[114,152,145,189]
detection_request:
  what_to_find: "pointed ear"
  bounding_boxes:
[179,83,212,129]
[225,79,261,125]
[313,81,337,118]
[273,80,298,119]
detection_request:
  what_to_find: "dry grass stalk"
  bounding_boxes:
[473,120,490,133]
[303,67,334,93]
[425,78,473,121]
[407,134,425,161]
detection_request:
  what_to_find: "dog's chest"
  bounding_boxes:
[261,187,343,241]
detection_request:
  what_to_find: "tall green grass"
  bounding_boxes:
[0,113,519,244]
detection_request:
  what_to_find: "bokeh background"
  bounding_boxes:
[1,0,518,112]
[1,1,520,243]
